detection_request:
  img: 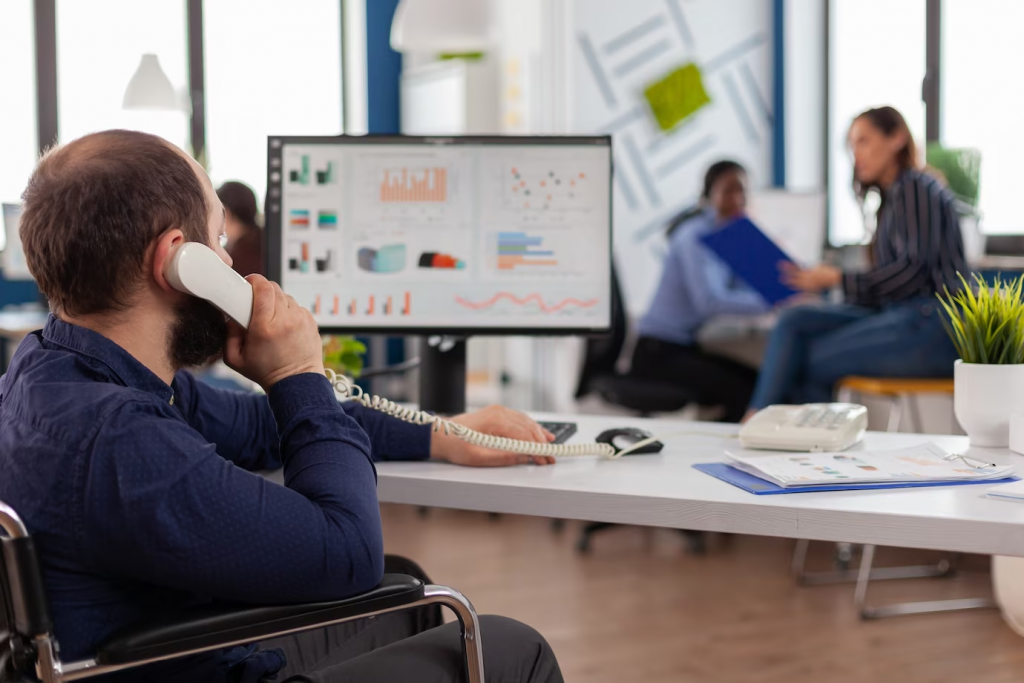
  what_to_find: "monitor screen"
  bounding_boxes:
[265,136,612,335]
[1,203,33,281]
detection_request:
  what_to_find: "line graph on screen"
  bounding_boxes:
[454,292,599,314]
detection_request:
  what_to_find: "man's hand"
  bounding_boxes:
[431,405,557,467]
[224,275,325,392]
[779,262,842,293]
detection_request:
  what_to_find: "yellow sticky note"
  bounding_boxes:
[643,62,711,132]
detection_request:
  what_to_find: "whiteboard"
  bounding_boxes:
[748,190,826,267]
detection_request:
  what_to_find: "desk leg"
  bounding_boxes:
[792,540,858,585]
[855,545,994,620]
[794,540,961,587]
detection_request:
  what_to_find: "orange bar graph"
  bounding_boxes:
[366,295,375,316]
[379,168,447,202]
[348,299,356,315]
[497,255,559,270]
[313,295,321,315]
[332,296,339,316]
[385,296,393,315]
[402,291,411,315]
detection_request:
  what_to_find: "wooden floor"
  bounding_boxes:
[381,504,1024,683]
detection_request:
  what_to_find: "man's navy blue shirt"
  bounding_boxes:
[0,316,431,681]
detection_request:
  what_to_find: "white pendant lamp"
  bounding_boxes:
[390,0,491,53]
[122,54,178,110]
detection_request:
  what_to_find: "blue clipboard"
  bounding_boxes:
[699,217,798,305]
[694,462,1019,495]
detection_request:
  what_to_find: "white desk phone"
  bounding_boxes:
[738,404,868,452]
[166,242,868,458]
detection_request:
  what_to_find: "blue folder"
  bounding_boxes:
[699,217,798,305]
[694,462,1019,495]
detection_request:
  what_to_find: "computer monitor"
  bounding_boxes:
[1,204,33,281]
[264,135,613,337]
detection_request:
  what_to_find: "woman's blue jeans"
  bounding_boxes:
[748,300,959,409]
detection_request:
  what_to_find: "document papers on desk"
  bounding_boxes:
[987,479,1024,502]
[724,443,1015,488]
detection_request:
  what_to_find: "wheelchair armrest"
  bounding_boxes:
[96,574,424,665]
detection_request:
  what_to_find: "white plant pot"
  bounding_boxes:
[993,556,1024,637]
[954,360,1024,448]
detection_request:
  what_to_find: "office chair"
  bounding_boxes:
[0,501,486,683]
[575,264,696,414]
[573,264,703,554]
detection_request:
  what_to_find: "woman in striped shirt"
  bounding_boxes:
[746,106,965,414]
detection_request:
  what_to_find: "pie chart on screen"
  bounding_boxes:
[418,252,466,269]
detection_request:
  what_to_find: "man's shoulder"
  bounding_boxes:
[2,341,174,446]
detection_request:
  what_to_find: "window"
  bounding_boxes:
[0,0,38,250]
[56,0,189,150]
[828,0,927,245]
[942,0,1024,234]
[204,0,343,209]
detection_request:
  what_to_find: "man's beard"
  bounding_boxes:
[168,297,228,370]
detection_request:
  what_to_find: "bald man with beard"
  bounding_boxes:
[0,130,563,683]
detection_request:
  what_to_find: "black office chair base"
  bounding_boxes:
[589,375,694,416]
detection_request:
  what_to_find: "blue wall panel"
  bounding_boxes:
[772,0,786,187]
[365,0,403,134]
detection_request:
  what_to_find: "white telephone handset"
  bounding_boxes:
[163,243,617,459]
[165,242,254,329]
[739,403,868,452]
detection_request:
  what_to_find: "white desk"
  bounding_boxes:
[375,414,1024,558]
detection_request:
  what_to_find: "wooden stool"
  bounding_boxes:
[793,375,992,619]
[836,376,955,433]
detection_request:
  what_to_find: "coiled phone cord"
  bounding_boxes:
[327,369,619,458]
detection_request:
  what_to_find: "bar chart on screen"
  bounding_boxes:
[285,149,342,189]
[495,232,558,271]
[486,228,602,280]
[288,154,310,186]
[307,292,414,320]
[356,162,464,225]
[379,167,448,203]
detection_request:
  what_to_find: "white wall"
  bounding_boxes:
[343,0,369,135]
[828,0,926,246]
[784,0,825,191]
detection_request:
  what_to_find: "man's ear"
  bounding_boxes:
[152,228,187,293]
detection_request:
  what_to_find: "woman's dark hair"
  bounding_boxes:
[667,160,746,236]
[701,160,746,199]
[216,181,260,230]
[850,106,918,202]
[850,107,920,252]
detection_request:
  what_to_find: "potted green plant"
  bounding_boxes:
[322,335,367,378]
[938,272,1024,447]
[940,273,1024,635]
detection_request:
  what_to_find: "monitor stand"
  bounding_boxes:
[419,337,467,416]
